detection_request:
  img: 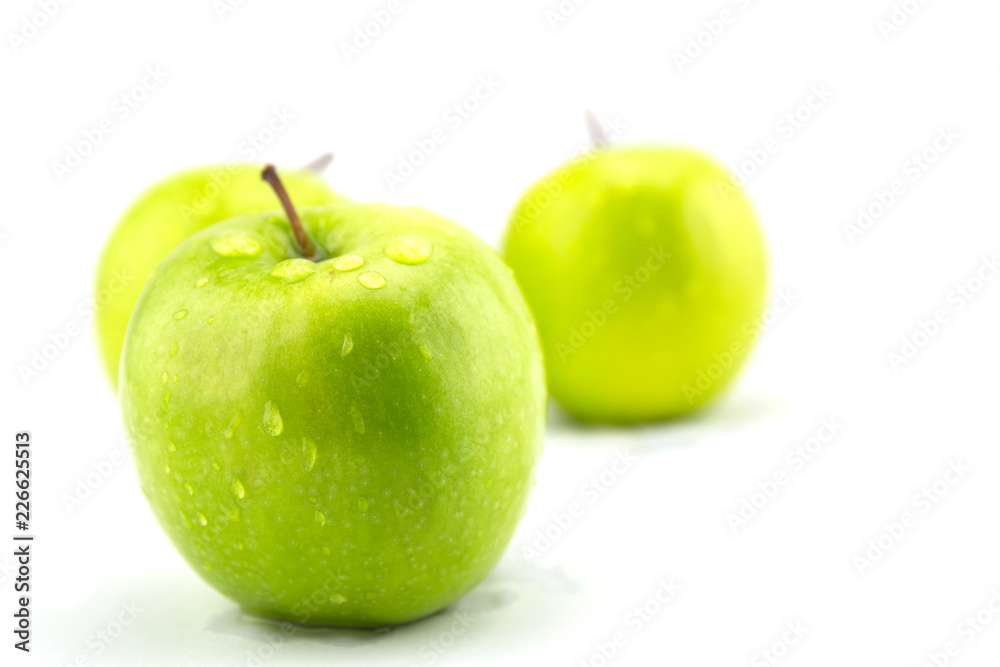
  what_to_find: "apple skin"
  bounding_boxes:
[95,164,344,389]
[503,146,768,423]
[119,203,546,627]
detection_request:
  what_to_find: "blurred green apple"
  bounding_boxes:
[120,168,545,626]
[95,161,344,388]
[503,146,768,423]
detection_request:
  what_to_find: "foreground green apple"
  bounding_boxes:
[96,161,343,388]
[120,168,545,627]
[504,146,768,423]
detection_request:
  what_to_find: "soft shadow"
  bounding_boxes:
[205,608,391,647]
[546,392,784,449]
[204,567,531,647]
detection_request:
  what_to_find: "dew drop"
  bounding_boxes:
[315,510,326,526]
[162,372,168,384]
[174,309,188,320]
[357,271,387,290]
[211,234,263,258]
[162,389,171,408]
[341,333,354,357]
[271,258,316,283]
[173,374,178,383]
[165,464,171,473]
[198,512,208,526]
[208,316,215,325]
[385,235,432,265]
[168,442,177,453]
[263,401,283,436]
[224,413,241,439]
[350,405,365,435]
[302,438,317,472]
[296,370,309,387]
[184,483,194,496]
[331,254,365,272]
[329,594,347,604]
[418,344,432,360]
[170,340,178,357]
[196,277,209,287]
[232,478,245,499]
[321,546,331,555]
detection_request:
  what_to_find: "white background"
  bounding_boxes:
[2,0,1000,665]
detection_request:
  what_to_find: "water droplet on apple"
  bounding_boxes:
[357,497,369,513]
[418,344,432,359]
[357,271,387,290]
[196,277,209,287]
[329,594,347,604]
[315,510,326,526]
[296,370,309,387]
[270,258,316,284]
[208,316,215,325]
[174,309,188,320]
[385,235,432,265]
[170,340,178,357]
[173,374,178,383]
[162,389,171,408]
[321,546,331,555]
[302,438,317,471]
[232,478,245,499]
[211,234,263,258]
[341,333,354,357]
[331,254,364,271]
[184,483,193,496]
[168,442,177,453]
[263,401,283,436]
[350,405,365,435]
[198,512,208,526]
[228,507,240,522]
[162,372,168,384]
[224,413,241,439]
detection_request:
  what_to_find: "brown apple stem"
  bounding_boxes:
[302,152,335,173]
[584,109,608,148]
[262,164,315,260]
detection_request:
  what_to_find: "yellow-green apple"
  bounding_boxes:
[503,146,768,423]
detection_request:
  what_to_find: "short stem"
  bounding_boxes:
[302,152,335,173]
[584,109,608,148]
[262,164,315,260]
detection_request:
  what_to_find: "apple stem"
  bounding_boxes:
[584,109,608,148]
[302,152,335,173]
[262,164,316,260]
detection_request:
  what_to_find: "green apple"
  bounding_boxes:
[503,146,768,423]
[119,167,546,627]
[95,161,344,389]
